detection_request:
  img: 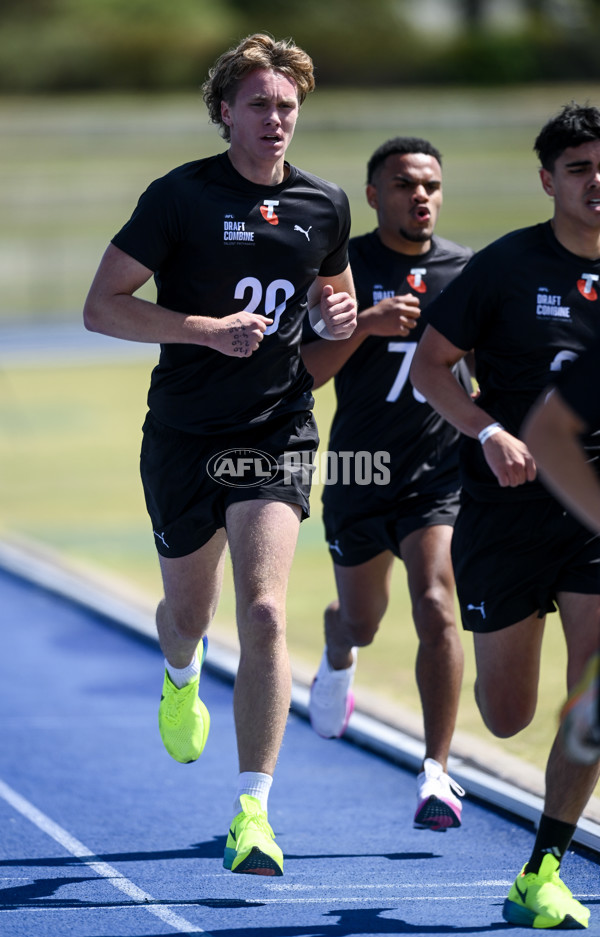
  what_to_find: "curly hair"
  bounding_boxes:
[534,102,600,171]
[202,34,315,142]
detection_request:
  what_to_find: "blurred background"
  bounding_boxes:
[2,0,600,772]
[2,0,600,92]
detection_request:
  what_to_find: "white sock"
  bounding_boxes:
[234,772,273,815]
[165,654,200,689]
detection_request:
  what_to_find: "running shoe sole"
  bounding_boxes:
[414,795,461,832]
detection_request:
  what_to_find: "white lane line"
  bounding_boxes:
[243,893,600,904]
[0,896,516,911]
[3,892,599,913]
[3,892,599,912]
[267,880,514,890]
[0,778,210,936]
[254,896,505,903]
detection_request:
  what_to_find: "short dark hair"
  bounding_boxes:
[202,33,315,142]
[366,137,443,184]
[534,102,600,171]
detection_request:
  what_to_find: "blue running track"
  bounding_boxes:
[1,543,599,937]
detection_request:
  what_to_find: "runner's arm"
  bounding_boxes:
[302,278,419,389]
[300,265,357,387]
[524,389,600,533]
[411,324,536,488]
[83,244,271,357]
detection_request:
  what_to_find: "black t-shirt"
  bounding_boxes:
[112,153,351,435]
[318,231,472,514]
[426,221,600,501]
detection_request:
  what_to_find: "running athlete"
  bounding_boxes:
[525,335,600,536]
[302,137,472,831]
[83,33,356,878]
[411,102,600,929]
[524,341,600,768]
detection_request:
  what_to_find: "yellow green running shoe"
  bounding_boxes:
[158,636,209,763]
[502,854,589,929]
[223,795,283,876]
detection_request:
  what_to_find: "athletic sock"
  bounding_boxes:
[525,814,577,874]
[234,772,273,815]
[165,653,200,689]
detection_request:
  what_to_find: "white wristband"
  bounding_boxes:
[478,422,504,445]
[308,303,336,341]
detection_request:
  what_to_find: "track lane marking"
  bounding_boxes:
[0,778,210,936]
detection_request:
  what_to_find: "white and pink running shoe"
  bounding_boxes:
[309,647,357,738]
[413,758,464,831]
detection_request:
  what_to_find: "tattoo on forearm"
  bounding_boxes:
[229,317,251,353]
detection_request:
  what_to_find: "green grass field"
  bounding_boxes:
[1,84,597,774]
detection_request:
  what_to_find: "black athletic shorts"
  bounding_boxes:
[323,485,460,568]
[452,493,600,633]
[140,409,319,558]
